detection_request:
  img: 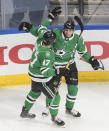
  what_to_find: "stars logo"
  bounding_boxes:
[56,49,67,57]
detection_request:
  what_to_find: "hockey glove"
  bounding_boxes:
[48,7,61,20]
[89,56,100,70]
[18,22,33,32]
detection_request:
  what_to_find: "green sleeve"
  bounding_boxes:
[29,19,52,37]
[29,26,38,37]
[82,52,91,62]
[77,37,91,62]
[37,19,52,36]
[36,19,53,41]
[41,19,52,28]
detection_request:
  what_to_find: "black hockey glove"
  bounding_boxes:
[89,56,100,70]
[18,22,33,32]
[48,7,61,20]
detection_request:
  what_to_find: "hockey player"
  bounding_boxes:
[44,11,101,117]
[18,12,65,126]
[20,31,65,126]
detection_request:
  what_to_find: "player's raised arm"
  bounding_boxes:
[41,6,62,28]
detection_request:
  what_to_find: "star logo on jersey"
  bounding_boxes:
[56,49,67,57]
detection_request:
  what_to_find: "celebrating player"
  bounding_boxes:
[18,8,65,126]
[43,8,101,117]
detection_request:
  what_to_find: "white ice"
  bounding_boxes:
[0,82,109,131]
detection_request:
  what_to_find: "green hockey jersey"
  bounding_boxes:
[52,28,91,68]
[28,20,56,82]
[29,43,56,82]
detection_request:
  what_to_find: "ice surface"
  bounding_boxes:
[0,82,109,131]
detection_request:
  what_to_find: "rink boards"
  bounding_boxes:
[0,25,109,86]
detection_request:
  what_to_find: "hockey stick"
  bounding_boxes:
[74,15,84,42]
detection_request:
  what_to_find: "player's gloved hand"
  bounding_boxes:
[18,22,33,32]
[48,7,61,20]
[89,56,100,70]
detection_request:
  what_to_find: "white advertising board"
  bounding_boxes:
[0,30,109,75]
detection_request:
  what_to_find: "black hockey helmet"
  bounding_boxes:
[43,30,56,45]
[64,18,75,30]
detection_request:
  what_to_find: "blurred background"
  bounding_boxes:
[0,0,109,29]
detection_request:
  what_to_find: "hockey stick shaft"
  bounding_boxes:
[74,16,84,35]
[74,15,84,44]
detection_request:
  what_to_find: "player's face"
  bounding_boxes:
[64,29,74,38]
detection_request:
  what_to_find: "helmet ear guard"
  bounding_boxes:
[43,31,56,45]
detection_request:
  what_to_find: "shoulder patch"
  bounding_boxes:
[45,51,50,57]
